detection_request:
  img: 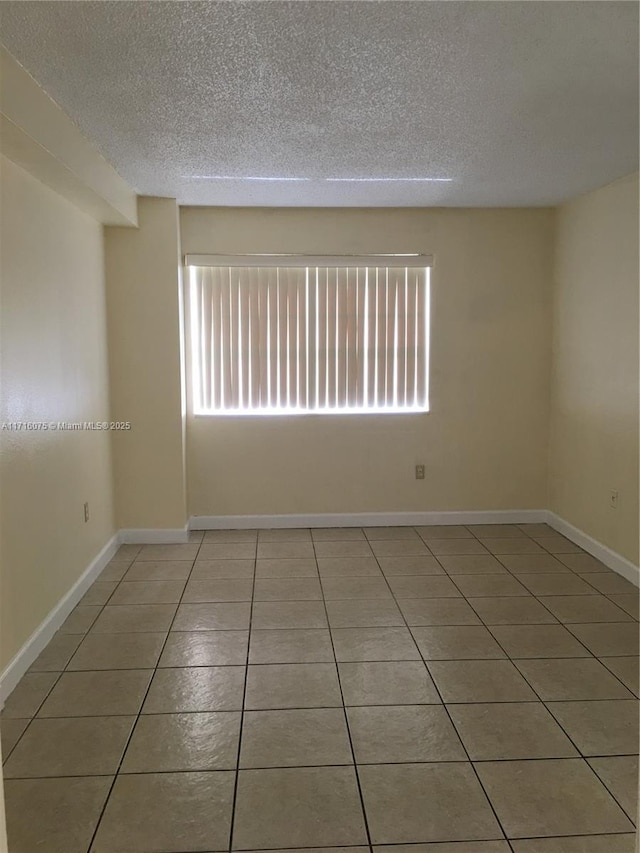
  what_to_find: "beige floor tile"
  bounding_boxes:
[416,524,474,539]
[377,555,444,575]
[114,544,142,560]
[59,605,102,633]
[311,527,366,541]
[258,528,312,542]
[159,630,249,666]
[252,600,328,629]
[38,670,152,717]
[510,834,636,852]
[143,666,245,712]
[2,672,60,718]
[123,559,193,581]
[257,542,315,559]
[452,574,530,597]
[108,580,185,605]
[199,542,256,560]
[516,523,556,537]
[546,700,639,756]
[513,658,634,700]
[475,758,634,838]
[428,539,490,556]
[568,622,639,657]
[90,603,176,633]
[487,625,592,658]
[411,626,507,660]
[581,573,638,595]
[203,529,258,543]
[370,539,431,557]
[534,536,583,554]
[398,598,482,626]
[468,524,527,538]
[253,577,322,600]
[608,594,640,619]
[347,704,466,763]
[188,530,204,543]
[317,556,383,576]
[428,660,537,702]
[28,633,82,671]
[173,601,251,630]
[98,561,132,582]
[255,558,318,578]
[374,844,510,853]
[248,628,334,663]
[80,581,118,605]
[557,553,614,573]
[332,627,420,662]
[517,574,597,596]
[137,543,200,562]
[600,656,639,696]
[321,576,392,599]
[447,702,578,760]
[256,849,369,853]
[92,771,235,852]
[232,766,367,849]
[182,578,254,602]
[68,632,166,670]
[245,662,342,709]
[6,776,111,853]
[3,715,134,777]
[314,540,374,558]
[191,558,255,579]
[326,598,404,628]
[364,526,421,540]
[121,711,241,772]
[497,554,572,574]
[0,718,29,759]
[240,707,352,767]
[587,755,639,819]
[339,660,440,705]
[359,762,502,844]
[387,575,462,598]
[437,554,507,574]
[468,597,558,624]
[480,538,545,555]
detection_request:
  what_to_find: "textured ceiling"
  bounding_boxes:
[0,1,638,207]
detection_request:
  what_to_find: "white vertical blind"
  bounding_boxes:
[189,264,430,414]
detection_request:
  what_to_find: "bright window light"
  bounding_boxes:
[188,263,430,416]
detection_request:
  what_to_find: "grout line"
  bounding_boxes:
[313,535,375,850]
[84,538,205,853]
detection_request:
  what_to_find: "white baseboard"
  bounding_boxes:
[546,512,640,588]
[190,509,549,530]
[118,527,189,544]
[0,533,119,707]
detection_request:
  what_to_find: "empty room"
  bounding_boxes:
[0,1,638,851]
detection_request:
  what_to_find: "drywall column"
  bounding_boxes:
[549,173,639,564]
[105,197,187,534]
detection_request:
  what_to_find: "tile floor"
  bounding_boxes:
[1,522,638,852]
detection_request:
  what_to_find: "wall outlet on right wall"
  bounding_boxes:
[609,490,619,509]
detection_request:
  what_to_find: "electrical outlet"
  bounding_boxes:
[415,464,425,480]
[609,490,619,509]
[84,502,90,523]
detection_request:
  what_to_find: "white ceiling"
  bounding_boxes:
[0,1,637,207]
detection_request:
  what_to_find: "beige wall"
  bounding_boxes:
[0,156,114,671]
[181,207,554,516]
[549,173,639,564]
[105,197,187,530]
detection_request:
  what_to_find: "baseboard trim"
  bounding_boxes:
[0,533,120,707]
[190,509,549,530]
[546,512,640,588]
[118,527,189,544]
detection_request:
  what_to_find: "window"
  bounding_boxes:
[186,255,431,415]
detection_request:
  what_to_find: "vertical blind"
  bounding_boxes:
[188,263,430,414]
